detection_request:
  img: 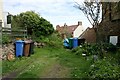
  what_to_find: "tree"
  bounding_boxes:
[74,0,102,28]
[12,11,54,38]
[11,15,24,30]
[34,17,54,37]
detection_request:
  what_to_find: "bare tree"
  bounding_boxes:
[74,0,102,28]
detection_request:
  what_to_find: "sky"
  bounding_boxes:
[3,0,92,29]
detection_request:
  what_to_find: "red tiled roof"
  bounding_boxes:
[56,25,78,34]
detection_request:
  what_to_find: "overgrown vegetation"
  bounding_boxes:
[72,43,117,57]
[2,34,12,44]
[33,31,63,48]
[72,43,120,78]
[2,32,120,79]
[88,57,120,78]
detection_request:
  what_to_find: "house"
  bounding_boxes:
[56,21,84,38]
[79,2,120,45]
[79,27,96,43]
[3,12,12,28]
[0,0,4,28]
[97,2,120,45]
[0,0,11,28]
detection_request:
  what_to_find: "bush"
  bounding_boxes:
[88,58,120,78]
[116,49,120,65]
[72,43,99,56]
[71,43,120,78]
[2,34,11,44]
[72,43,117,59]
[71,47,80,53]
[102,43,117,52]
[33,32,63,48]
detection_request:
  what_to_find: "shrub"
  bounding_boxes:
[71,47,80,53]
[88,58,120,78]
[2,34,11,44]
[116,49,120,65]
[102,43,117,52]
[72,43,99,56]
[72,43,117,59]
[33,32,63,48]
[71,43,119,78]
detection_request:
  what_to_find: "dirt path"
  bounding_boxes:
[2,69,23,80]
[2,47,71,79]
[2,58,70,79]
[40,63,70,78]
[2,58,36,79]
[2,61,70,79]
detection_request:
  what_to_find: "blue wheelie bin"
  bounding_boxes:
[63,38,69,48]
[15,40,24,57]
[73,38,78,48]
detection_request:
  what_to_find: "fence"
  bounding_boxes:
[2,27,27,40]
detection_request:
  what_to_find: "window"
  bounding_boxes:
[109,36,118,45]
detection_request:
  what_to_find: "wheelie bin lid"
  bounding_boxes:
[24,40,31,44]
[73,38,78,40]
[69,38,73,39]
[16,40,24,43]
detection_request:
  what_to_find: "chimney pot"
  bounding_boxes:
[78,21,82,25]
[64,23,67,26]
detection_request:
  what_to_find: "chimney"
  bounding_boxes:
[78,21,82,25]
[64,23,67,27]
[56,25,60,30]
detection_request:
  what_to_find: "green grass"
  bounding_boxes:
[57,52,92,78]
[2,46,120,78]
[2,33,120,78]
[2,49,43,76]
[15,46,69,78]
[2,45,93,78]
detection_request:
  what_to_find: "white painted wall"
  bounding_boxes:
[3,12,11,28]
[73,25,84,38]
[0,0,4,27]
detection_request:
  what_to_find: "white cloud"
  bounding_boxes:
[3,0,91,29]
